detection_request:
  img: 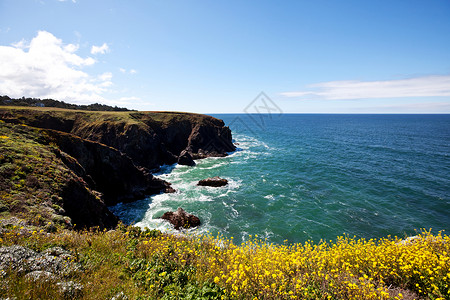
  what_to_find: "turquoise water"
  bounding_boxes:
[110,114,450,244]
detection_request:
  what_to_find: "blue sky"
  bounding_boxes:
[1,0,449,113]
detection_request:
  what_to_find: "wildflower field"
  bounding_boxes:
[0,225,449,299]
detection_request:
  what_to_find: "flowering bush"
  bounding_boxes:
[1,226,448,299]
[195,230,449,299]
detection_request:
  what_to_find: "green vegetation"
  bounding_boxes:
[1,105,448,299]
[0,105,222,133]
[0,224,449,299]
[0,121,76,229]
[0,106,228,228]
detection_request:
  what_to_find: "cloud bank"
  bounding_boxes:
[0,31,114,104]
[281,75,450,100]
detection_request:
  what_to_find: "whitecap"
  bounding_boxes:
[200,162,228,170]
[264,194,275,200]
[263,229,274,240]
[225,178,242,189]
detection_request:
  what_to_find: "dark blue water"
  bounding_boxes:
[110,114,450,244]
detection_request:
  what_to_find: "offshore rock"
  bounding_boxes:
[0,108,235,229]
[177,150,196,166]
[160,207,201,230]
[197,176,228,187]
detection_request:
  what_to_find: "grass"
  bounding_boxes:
[0,224,449,299]
[0,106,222,131]
[0,107,223,226]
[1,107,449,298]
[0,121,76,229]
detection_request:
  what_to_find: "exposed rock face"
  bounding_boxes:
[0,245,83,297]
[160,207,201,230]
[73,113,236,170]
[0,109,236,171]
[187,123,235,159]
[177,150,196,166]
[0,108,235,229]
[46,129,172,206]
[197,176,228,187]
[61,177,119,229]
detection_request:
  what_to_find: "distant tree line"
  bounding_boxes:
[0,95,134,111]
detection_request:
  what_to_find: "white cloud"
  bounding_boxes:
[12,39,27,49]
[99,72,112,82]
[64,43,78,53]
[281,75,450,100]
[119,68,137,74]
[0,31,116,104]
[91,43,109,55]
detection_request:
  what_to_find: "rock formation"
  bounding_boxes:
[177,150,196,166]
[45,129,172,206]
[197,176,228,187]
[0,245,83,297]
[0,109,236,170]
[0,108,235,229]
[0,246,80,276]
[160,208,201,230]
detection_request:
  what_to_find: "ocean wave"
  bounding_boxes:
[234,134,273,150]
[221,201,239,218]
[197,161,228,170]
[122,130,274,241]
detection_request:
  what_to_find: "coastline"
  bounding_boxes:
[0,106,235,230]
[1,109,449,299]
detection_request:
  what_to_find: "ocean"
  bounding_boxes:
[110,114,450,244]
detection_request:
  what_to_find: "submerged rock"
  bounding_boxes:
[197,176,228,187]
[177,150,196,166]
[160,207,201,230]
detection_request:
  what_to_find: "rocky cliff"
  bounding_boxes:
[0,107,235,229]
[0,122,118,229]
[0,108,235,170]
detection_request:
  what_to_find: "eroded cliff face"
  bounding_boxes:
[0,122,119,230]
[45,129,173,206]
[0,109,235,170]
[0,108,235,229]
[70,112,235,170]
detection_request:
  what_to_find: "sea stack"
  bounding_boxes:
[160,208,201,230]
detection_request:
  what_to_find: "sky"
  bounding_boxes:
[0,0,450,113]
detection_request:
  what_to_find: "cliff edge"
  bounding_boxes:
[0,107,235,229]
